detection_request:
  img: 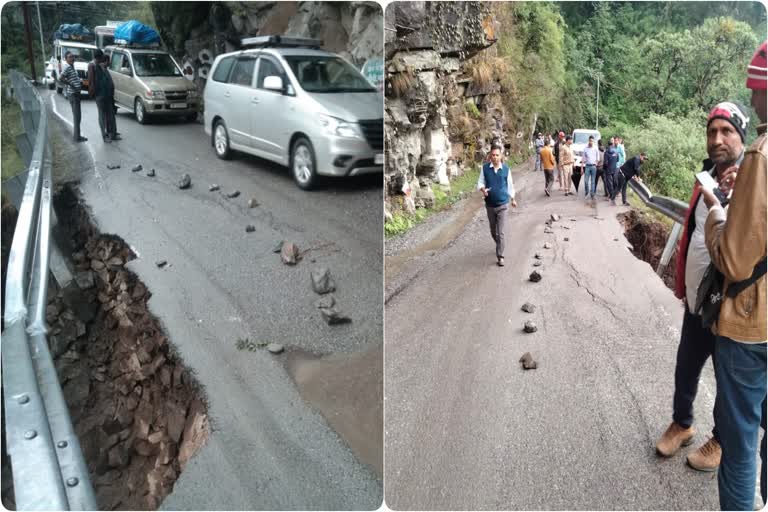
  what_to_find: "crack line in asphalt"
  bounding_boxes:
[566,260,621,321]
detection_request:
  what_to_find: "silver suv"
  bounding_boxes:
[204,36,383,189]
[105,45,200,124]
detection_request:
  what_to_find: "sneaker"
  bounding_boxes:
[622,202,630,206]
[545,189,550,197]
[497,257,505,267]
[110,134,122,141]
[74,136,88,143]
[656,422,696,457]
[686,437,721,472]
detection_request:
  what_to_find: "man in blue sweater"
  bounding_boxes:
[477,145,518,266]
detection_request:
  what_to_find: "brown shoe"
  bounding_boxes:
[686,437,721,472]
[656,422,696,457]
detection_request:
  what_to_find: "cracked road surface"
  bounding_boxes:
[48,91,382,510]
[385,166,720,510]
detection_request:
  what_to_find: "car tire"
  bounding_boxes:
[290,137,318,190]
[213,120,231,160]
[47,80,55,90]
[134,98,148,125]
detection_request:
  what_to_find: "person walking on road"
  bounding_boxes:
[534,133,545,171]
[614,153,647,206]
[657,100,749,474]
[596,139,607,198]
[582,136,599,202]
[540,139,556,197]
[700,41,767,511]
[555,131,565,191]
[60,51,87,143]
[478,144,517,267]
[88,49,120,143]
[560,136,575,196]
[616,136,626,168]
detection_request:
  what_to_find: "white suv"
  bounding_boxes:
[204,36,383,190]
[571,129,601,171]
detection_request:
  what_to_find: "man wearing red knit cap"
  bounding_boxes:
[701,40,768,511]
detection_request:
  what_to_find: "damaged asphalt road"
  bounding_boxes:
[385,167,721,510]
[48,91,382,510]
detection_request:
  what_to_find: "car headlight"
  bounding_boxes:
[318,114,361,139]
[187,89,197,98]
[145,90,165,99]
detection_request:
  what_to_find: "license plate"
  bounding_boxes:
[374,153,384,165]
[170,103,187,109]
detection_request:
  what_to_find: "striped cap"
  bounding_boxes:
[747,41,767,90]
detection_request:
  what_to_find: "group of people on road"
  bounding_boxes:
[658,40,767,512]
[480,40,767,512]
[58,48,121,144]
[534,130,647,206]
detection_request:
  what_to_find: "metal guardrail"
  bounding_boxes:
[3,70,97,510]
[627,179,688,276]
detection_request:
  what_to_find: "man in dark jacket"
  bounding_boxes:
[88,49,120,143]
[603,141,619,205]
[613,153,647,205]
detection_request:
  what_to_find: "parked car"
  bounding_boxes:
[571,128,601,171]
[204,35,383,190]
[105,44,200,124]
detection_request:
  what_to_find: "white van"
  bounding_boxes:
[204,36,383,190]
[50,40,97,94]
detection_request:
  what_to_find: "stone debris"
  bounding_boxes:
[266,343,284,354]
[245,225,255,233]
[146,168,155,177]
[544,227,553,234]
[532,261,542,267]
[519,352,538,370]
[209,184,220,192]
[280,242,299,265]
[550,213,560,222]
[315,295,336,309]
[226,190,240,199]
[570,217,577,221]
[534,253,543,259]
[311,268,336,294]
[319,306,352,325]
[524,320,538,333]
[562,225,570,230]
[74,271,95,290]
[521,302,536,313]
[155,260,168,268]
[107,163,120,170]
[529,270,542,282]
[272,240,284,253]
[563,237,569,242]
[131,164,142,173]
[177,174,191,189]
[543,243,552,249]
[614,237,620,241]
[248,198,259,208]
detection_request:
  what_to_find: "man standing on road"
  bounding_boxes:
[478,144,517,267]
[555,131,565,191]
[534,133,545,172]
[614,153,647,206]
[657,100,748,474]
[603,139,619,205]
[616,136,626,168]
[582,136,599,202]
[88,49,120,143]
[701,41,767,511]
[560,136,575,196]
[540,138,556,197]
[60,51,87,143]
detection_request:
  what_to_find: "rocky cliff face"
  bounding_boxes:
[384,1,507,215]
[151,1,382,90]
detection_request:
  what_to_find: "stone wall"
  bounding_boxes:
[384,1,506,215]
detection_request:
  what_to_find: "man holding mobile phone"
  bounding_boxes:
[657,101,748,472]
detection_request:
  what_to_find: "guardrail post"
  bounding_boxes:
[656,222,683,277]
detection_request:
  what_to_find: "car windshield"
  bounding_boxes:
[284,55,376,93]
[132,53,181,77]
[573,132,599,145]
[63,47,94,62]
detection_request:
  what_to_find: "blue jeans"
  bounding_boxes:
[714,337,767,511]
[584,165,597,198]
[535,153,542,171]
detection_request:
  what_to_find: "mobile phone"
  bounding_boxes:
[696,171,728,206]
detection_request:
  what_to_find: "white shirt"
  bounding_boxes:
[477,162,516,199]
[685,192,714,312]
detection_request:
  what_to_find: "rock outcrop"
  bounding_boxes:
[384,2,507,217]
[152,2,382,92]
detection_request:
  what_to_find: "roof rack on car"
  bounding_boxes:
[240,35,323,49]
[113,39,162,48]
